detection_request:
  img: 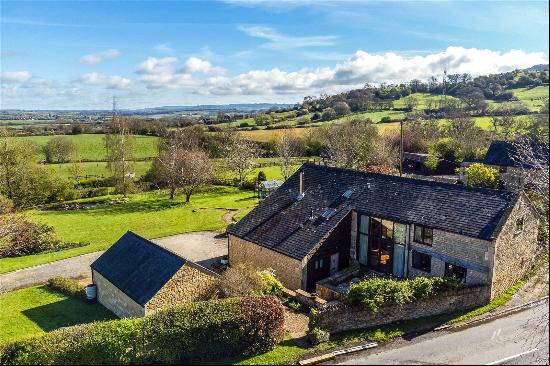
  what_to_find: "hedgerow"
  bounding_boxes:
[46,277,87,301]
[0,296,285,365]
[345,276,464,314]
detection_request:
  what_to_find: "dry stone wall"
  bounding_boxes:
[313,286,489,334]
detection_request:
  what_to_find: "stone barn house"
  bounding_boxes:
[227,164,540,301]
[91,231,218,318]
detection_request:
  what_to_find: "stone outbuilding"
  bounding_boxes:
[91,231,218,318]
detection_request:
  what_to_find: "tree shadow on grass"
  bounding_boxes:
[22,286,115,332]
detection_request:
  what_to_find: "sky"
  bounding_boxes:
[0,0,549,110]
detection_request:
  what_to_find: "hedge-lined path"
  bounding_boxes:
[0,231,227,293]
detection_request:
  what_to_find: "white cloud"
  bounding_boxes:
[78,72,131,89]
[79,49,121,64]
[204,47,548,95]
[182,57,212,73]
[154,43,173,52]
[1,71,32,83]
[238,25,337,50]
[136,56,179,74]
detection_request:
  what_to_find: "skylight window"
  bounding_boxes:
[321,208,336,219]
[342,189,353,199]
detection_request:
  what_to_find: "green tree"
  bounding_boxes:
[333,101,351,116]
[465,163,499,188]
[105,116,136,197]
[43,136,75,163]
[321,107,337,121]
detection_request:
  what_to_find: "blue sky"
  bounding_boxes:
[1,0,548,109]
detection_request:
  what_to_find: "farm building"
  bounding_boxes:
[228,163,540,301]
[90,231,218,318]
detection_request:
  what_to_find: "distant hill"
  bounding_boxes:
[525,64,549,71]
[1,103,295,115]
[122,103,296,115]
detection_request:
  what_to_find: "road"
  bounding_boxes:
[333,299,549,365]
[0,231,227,293]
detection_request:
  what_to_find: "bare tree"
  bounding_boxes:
[154,129,212,201]
[157,148,213,202]
[275,129,300,180]
[316,119,379,169]
[511,136,549,208]
[105,116,136,197]
[222,131,259,186]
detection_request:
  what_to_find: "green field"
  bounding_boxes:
[511,86,549,111]
[49,161,153,180]
[0,186,258,274]
[11,134,158,161]
[0,285,115,343]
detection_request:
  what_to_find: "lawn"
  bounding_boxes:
[11,134,159,161]
[49,160,153,180]
[0,285,115,343]
[510,86,549,111]
[0,186,258,274]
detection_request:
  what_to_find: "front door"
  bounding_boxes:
[330,253,339,275]
[368,217,394,274]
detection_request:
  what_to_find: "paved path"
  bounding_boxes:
[333,299,549,365]
[0,231,227,293]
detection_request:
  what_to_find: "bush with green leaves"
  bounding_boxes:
[465,163,499,188]
[0,296,285,365]
[308,327,330,345]
[46,277,87,301]
[345,276,463,314]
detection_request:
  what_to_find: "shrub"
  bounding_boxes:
[308,327,330,345]
[0,196,14,215]
[0,296,285,365]
[465,163,499,188]
[47,277,87,301]
[218,264,283,297]
[345,276,463,314]
[257,170,267,182]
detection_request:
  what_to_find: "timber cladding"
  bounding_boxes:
[228,234,304,290]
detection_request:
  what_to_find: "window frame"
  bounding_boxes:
[411,251,431,273]
[515,216,525,235]
[414,225,433,246]
[444,262,467,282]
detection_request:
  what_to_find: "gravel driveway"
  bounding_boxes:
[0,231,227,293]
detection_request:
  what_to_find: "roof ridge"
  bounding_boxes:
[301,163,517,196]
[124,231,187,263]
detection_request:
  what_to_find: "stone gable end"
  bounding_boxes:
[145,264,218,315]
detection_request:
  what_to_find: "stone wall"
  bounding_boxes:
[145,263,218,315]
[491,194,540,298]
[313,286,490,334]
[93,270,145,318]
[228,234,304,290]
[407,227,493,287]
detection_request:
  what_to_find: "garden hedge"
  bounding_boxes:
[0,296,285,365]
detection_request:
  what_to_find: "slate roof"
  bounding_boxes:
[483,140,549,168]
[91,231,185,306]
[228,164,518,261]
